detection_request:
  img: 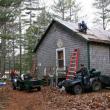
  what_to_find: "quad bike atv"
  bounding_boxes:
[12,74,43,91]
[58,68,102,94]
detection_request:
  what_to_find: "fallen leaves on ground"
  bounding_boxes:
[0,84,110,110]
[0,83,11,110]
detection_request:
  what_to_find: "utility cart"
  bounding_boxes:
[12,74,43,91]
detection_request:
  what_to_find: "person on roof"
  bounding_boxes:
[78,21,88,33]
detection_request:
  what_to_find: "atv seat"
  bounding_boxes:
[89,68,101,78]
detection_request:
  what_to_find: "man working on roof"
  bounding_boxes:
[78,21,88,33]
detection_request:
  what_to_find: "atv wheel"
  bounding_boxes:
[73,84,83,94]
[92,81,101,91]
[37,86,41,91]
[65,87,71,93]
[17,82,23,91]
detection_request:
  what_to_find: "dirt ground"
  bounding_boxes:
[0,83,110,110]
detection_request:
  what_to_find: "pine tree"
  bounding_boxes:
[66,0,81,22]
[93,0,110,30]
[52,0,68,20]
[0,0,23,75]
[23,8,52,72]
[52,0,81,22]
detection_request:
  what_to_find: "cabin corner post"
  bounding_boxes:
[87,42,90,70]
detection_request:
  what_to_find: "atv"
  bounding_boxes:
[12,74,43,91]
[58,68,102,94]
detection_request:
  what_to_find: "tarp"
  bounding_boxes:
[0,81,6,87]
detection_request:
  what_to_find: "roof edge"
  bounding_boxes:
[33,19,56,52]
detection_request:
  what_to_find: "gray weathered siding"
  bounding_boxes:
[36,22,88,79]
[90,43,110,76]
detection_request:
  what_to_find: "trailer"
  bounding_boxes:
[12,74,43,91]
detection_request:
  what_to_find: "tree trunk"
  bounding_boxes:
[1,24,7,75]
[102,0,106,30]
[12,35,15,69]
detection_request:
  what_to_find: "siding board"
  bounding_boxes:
[90,43,110,76]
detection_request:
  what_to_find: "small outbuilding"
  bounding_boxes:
[34,19,110,79]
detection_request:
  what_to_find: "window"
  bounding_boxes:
[58,50,64,68]
[56,48,65,69]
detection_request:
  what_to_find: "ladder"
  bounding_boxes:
[66,49,79,80]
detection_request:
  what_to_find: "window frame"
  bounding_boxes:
[56,47,66,70]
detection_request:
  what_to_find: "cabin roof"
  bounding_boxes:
[34,19,110,52]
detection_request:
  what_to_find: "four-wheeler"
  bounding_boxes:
[58,68,102,94]
[12,74,43,91]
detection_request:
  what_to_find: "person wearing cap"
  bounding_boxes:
[77,64,88,76]
[76,64,89,84]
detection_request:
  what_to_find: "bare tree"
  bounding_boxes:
[52,0,81,22]
[93,0,110,30]
[52,0,68,20]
